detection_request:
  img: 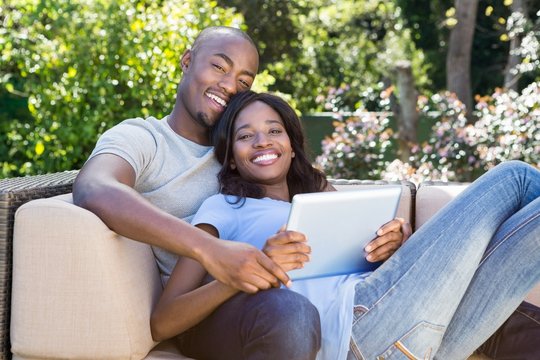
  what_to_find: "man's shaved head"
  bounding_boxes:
[190,26,258,58]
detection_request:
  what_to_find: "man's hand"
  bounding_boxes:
[198,239,292,294]
[365,217,412,262]
[263,228,311,273]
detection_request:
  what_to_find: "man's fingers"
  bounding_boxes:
[257,253,292,288]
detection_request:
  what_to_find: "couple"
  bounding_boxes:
[74,26,540,359]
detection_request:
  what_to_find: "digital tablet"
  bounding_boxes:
[286,186,402,280]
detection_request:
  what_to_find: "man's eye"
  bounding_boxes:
[239,79,250,88]
[213,64,225,72]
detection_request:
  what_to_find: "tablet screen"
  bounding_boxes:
[286,187,402,280]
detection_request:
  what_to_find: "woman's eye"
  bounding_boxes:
[270,129,283,135]
[237,134,252,140]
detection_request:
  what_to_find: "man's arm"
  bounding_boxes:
[73,154,290,293]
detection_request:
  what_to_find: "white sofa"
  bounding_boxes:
[10,181,539,359]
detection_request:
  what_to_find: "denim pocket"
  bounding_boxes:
[376,321,445,360]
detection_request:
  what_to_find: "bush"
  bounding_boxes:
[315,112,394,179]
[315,83,540,183]
[0,0,243,178]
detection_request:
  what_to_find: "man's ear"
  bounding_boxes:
[180,50,192,71]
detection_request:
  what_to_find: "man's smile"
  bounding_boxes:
[205,92,228,108]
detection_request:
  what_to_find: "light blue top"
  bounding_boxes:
[192,194,369,360]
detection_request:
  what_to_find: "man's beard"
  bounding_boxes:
[195,111,213,130]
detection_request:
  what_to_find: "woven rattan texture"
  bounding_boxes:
[0,171,78,359]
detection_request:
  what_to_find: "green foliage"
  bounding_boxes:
[265,0,430,112]
[0,0,243,177]
[216,0,303,69]
[399,0,540,95]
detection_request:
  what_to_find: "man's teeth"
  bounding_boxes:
[253,154,278,163]
[206,93,227,107]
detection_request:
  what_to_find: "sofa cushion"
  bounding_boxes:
[12,194,162,359]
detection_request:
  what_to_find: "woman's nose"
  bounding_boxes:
[254,133,272,147]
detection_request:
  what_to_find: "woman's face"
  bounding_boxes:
[231,101,294,188]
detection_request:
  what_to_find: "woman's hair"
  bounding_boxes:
[211,90,328,201]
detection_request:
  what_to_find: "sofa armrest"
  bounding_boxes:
[415,182,540,307]
[415,181,469,231]
[0,171,78,359]
[11,194,161,359]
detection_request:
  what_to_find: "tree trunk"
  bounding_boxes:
[504,0,529,91]
[395,61,418,162]
[446,0,479,122]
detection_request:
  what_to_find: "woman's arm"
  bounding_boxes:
[150,223,239,342]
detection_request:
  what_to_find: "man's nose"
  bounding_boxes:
[218,74,236,95]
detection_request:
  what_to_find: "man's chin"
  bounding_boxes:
[196,112,215,129]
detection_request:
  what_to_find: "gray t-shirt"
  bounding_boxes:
[89,115,221,283]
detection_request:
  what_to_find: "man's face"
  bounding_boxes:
[179,35,259,130]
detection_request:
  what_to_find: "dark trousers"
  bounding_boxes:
[177,288,321,360]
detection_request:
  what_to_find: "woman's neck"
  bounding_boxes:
[262,183,290,202]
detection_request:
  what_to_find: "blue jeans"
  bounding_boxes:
[177,288,321,360]
[349,161,540,359]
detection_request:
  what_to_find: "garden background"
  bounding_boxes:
[1,0,539,182]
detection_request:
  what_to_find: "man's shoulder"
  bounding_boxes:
[113,116,166,133]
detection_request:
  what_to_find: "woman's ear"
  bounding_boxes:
[292,151,295,158]
[230,159,237,170]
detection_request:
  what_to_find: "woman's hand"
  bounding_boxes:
[263,227,311,276]
[365,218,412,262]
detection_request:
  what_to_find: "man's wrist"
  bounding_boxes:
[189,231,216,265]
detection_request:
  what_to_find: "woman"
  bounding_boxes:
[151,91,540,359]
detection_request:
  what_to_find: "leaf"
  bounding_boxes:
[67,67,77,78]
[35,141,45,156]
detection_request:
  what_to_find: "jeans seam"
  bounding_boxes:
[478,210,540,267]
[349,337,365,359]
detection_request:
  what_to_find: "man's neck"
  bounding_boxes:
[168,105,211,146]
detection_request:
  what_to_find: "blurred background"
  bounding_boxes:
[1,0,539,182]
